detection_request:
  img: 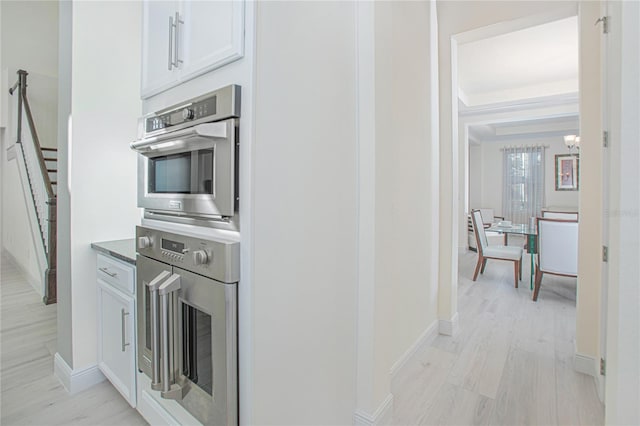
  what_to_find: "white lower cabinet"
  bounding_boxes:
[96,254,137,407]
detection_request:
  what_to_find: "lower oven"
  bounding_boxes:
[136,226,239,425]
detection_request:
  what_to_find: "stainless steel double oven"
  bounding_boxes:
[136,226,239,425]
[132,85,242,425]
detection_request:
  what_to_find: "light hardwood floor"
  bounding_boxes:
[392,249,604,425]
[1,251,604,425]
[0,254,146,425]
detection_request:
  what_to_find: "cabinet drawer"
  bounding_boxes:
[97,254,135,295]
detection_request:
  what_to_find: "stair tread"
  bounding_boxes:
[41,147,58,152]
[47,169,57,172]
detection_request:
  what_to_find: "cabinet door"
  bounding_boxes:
[141,0,180,98]
[97,280,137,407]
[179,0,245,82]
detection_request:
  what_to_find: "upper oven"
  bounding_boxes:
[131,85,240,228]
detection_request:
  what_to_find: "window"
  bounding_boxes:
[502,146,545,224]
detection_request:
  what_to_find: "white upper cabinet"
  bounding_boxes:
[141,0,245,99]
[141,1,178,98]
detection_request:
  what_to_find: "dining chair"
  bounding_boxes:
[541,210,579,220]
[533,217,579,301]
[471,209,523,288]
[478,208,505,228]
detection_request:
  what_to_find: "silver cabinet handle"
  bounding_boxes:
[158,273,183,400]
[121,308,130,352]
[173,12,183,68]
[98,267,117,278]
[147,270,170,391]
[168,15,174,70]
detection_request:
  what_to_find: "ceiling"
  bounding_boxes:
[458,16,579,144]
[458,16,579,107]
[468,115,579,144]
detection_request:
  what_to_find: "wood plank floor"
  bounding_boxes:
[1,250,604,425]
[392,249,604,425]
[0,254,146,425]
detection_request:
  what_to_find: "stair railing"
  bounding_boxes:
[9,69,57,304]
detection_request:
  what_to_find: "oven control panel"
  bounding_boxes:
[136,226,239,283]
[141,84,241,138]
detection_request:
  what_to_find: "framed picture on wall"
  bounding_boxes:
[555,154,579,191]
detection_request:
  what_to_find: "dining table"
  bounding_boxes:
[486,223,537,290]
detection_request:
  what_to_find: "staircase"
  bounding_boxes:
[9,70,57,305]
[42,147,58,195]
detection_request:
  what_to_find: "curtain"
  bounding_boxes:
[502,146,545,224]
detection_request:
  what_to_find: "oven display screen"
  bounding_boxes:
[162,239,185,254]
[145,96,217,133]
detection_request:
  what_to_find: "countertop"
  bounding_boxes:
[91,239,137,265]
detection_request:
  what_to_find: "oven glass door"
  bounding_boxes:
[148,149,214,195]
[136,118,237,218]
[174,266,237,425]
[181,300,213,395]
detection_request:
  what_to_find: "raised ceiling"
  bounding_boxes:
[467,115,579,144]
[459,16,579,144]
[458,16,579,107]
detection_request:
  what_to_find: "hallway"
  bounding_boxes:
[0,255,145,425]
[1,251,605,425]
[392,250,604,425]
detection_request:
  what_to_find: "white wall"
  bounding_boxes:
[468,136,580,216]
[0,0,58,147]
[251,2,358,423]
[575,0,603,377]
[468,144,482,209]
[0,0,59,292]
[370,0,440,415]
[55,0,142,371]
[604,0,640,423]
[56,0,73,368]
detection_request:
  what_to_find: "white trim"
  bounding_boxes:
[439,313,460,336]
[574,352,598,377]
[390,320,439,378]
[353,394,394,426]
[2,248,42,297]
[54,352,105,395]
[137,390,180,426]
[596,372,605,403]
[354,0,377,419]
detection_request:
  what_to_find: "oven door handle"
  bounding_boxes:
[158,273,185,400]
[130,122,228,153]
[147,270,171,391]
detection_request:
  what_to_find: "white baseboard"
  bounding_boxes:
[574,352,598,377]
[390,320,438,378]
[54,353,105,395]
[438,313,459,336]
[574,352,603,402]
[354,394,394,426]
[2,248,43,298]
[596,371,605,403]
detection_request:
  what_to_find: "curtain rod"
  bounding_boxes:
[499,144,550,151]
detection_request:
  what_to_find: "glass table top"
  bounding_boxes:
[487,223,537,236]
